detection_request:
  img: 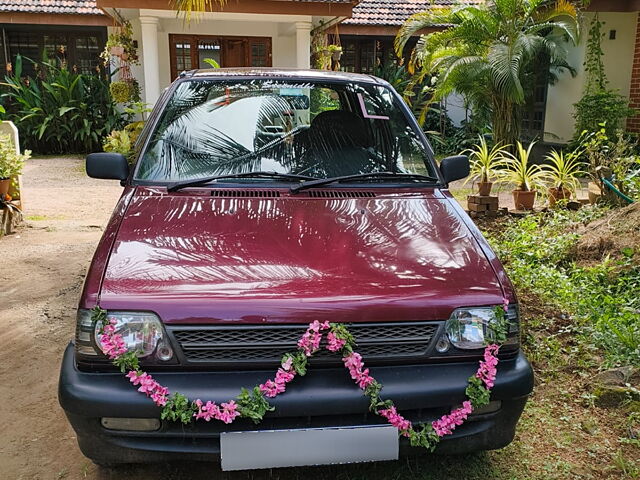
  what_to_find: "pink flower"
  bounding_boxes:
[379,406,412,436]
[326,331,346,352]
[150,388,169,407]
[193,399,240,424]
[432,401,473,437]
[342,353,376,390]
[259,379,285,398]
[281,356,293,372]
[218,401,240,424]
[100,332,127,359]
[502,298,509,312]
[275,367,295,385]
[194,400,221,422]
[476,344,500,388]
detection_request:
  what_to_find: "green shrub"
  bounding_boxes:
[0,133,30,178]
[573,90,634,141]
[0,55,124,154]
[486,207,640,367]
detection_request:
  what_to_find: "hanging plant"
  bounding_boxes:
[109,80,132,103]
[101,20,139,66]
[109,78,141,104]
[328,44,343,62]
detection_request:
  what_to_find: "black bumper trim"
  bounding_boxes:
[58,343,533,464]
[59,343,533,418]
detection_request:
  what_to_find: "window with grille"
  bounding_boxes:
[0,26,106,76]
[169,34,271,80]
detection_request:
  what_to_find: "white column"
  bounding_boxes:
[295,21,312,69]
[139,16,161,106]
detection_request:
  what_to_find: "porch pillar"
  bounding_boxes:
[295,21,312,69]
[139,16,161,106]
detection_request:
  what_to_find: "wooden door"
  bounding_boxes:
[224,38,248,68]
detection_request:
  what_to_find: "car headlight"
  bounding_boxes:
[74,309,174,363]
[94,312,169,358]
[445,306,519,350]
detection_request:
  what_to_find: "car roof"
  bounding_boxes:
[184,67,385,85]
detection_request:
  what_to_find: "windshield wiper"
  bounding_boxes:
[167,171,317,192]
[290,172,439,193]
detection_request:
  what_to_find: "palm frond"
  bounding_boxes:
[173,0,226,23]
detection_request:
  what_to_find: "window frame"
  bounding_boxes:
[0,24,107,76]
[168,34,272,81]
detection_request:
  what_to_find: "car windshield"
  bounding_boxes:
[135,78,437,183]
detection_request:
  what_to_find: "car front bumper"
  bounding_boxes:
[58,343,533,465]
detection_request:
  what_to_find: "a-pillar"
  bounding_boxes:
[295,21,312,69]
[139,16,161,106]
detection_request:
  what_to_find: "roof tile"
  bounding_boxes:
[343,0,481,27]
[0,0,104,16]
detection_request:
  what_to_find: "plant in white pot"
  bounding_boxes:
[500,141,546,210]
[542,149,587,207]
[463,135,509,196]
[0,133,30,198]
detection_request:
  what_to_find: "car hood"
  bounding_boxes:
[99,187,505,323]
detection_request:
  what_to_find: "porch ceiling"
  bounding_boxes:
[96,0,355,17]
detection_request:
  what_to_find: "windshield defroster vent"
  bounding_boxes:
[306,191,376,198]
[210,190,281,198]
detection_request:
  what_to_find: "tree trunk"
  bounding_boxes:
[492,96,521,148]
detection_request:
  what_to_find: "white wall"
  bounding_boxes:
[151,17,300,89]
[544,11,638,144]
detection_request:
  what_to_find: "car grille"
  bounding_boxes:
[168,322,442,368]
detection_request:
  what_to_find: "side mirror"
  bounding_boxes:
[86,153,129,181]
[439,155,469,184]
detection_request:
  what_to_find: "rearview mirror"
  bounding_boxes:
[86,153,129,181]
[439,155,469,184]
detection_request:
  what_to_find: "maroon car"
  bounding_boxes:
[58,69,532,469]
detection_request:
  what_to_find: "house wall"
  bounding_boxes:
[544,11,638,144]
[111,11,314,105]
[152,18,299,87]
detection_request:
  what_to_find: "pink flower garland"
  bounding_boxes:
[98,309,504,442]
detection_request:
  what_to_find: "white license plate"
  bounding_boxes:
[220,425,399,471]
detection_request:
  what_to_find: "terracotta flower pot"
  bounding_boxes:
[0,178,11,197]
[477,181,492,196]
[548,187,571,207]
[512,189,536,211]
[110,45,125,56]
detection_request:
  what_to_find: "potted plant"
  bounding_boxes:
[0,133,30,197]
[542,149,587,207]
[500,141,546,210]
[109,80,131,103]
[463,135,509,195]
[101,20,139,65]
[327,44,343,62]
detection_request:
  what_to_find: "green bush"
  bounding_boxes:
[0,55,124,154]
[573,90,634,141]
[486,207,640,367]
[0,133,30,178]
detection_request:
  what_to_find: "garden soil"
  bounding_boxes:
[574,202,640,265]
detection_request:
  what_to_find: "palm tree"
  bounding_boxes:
[173,0,226,22]
[395,0,579,147]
